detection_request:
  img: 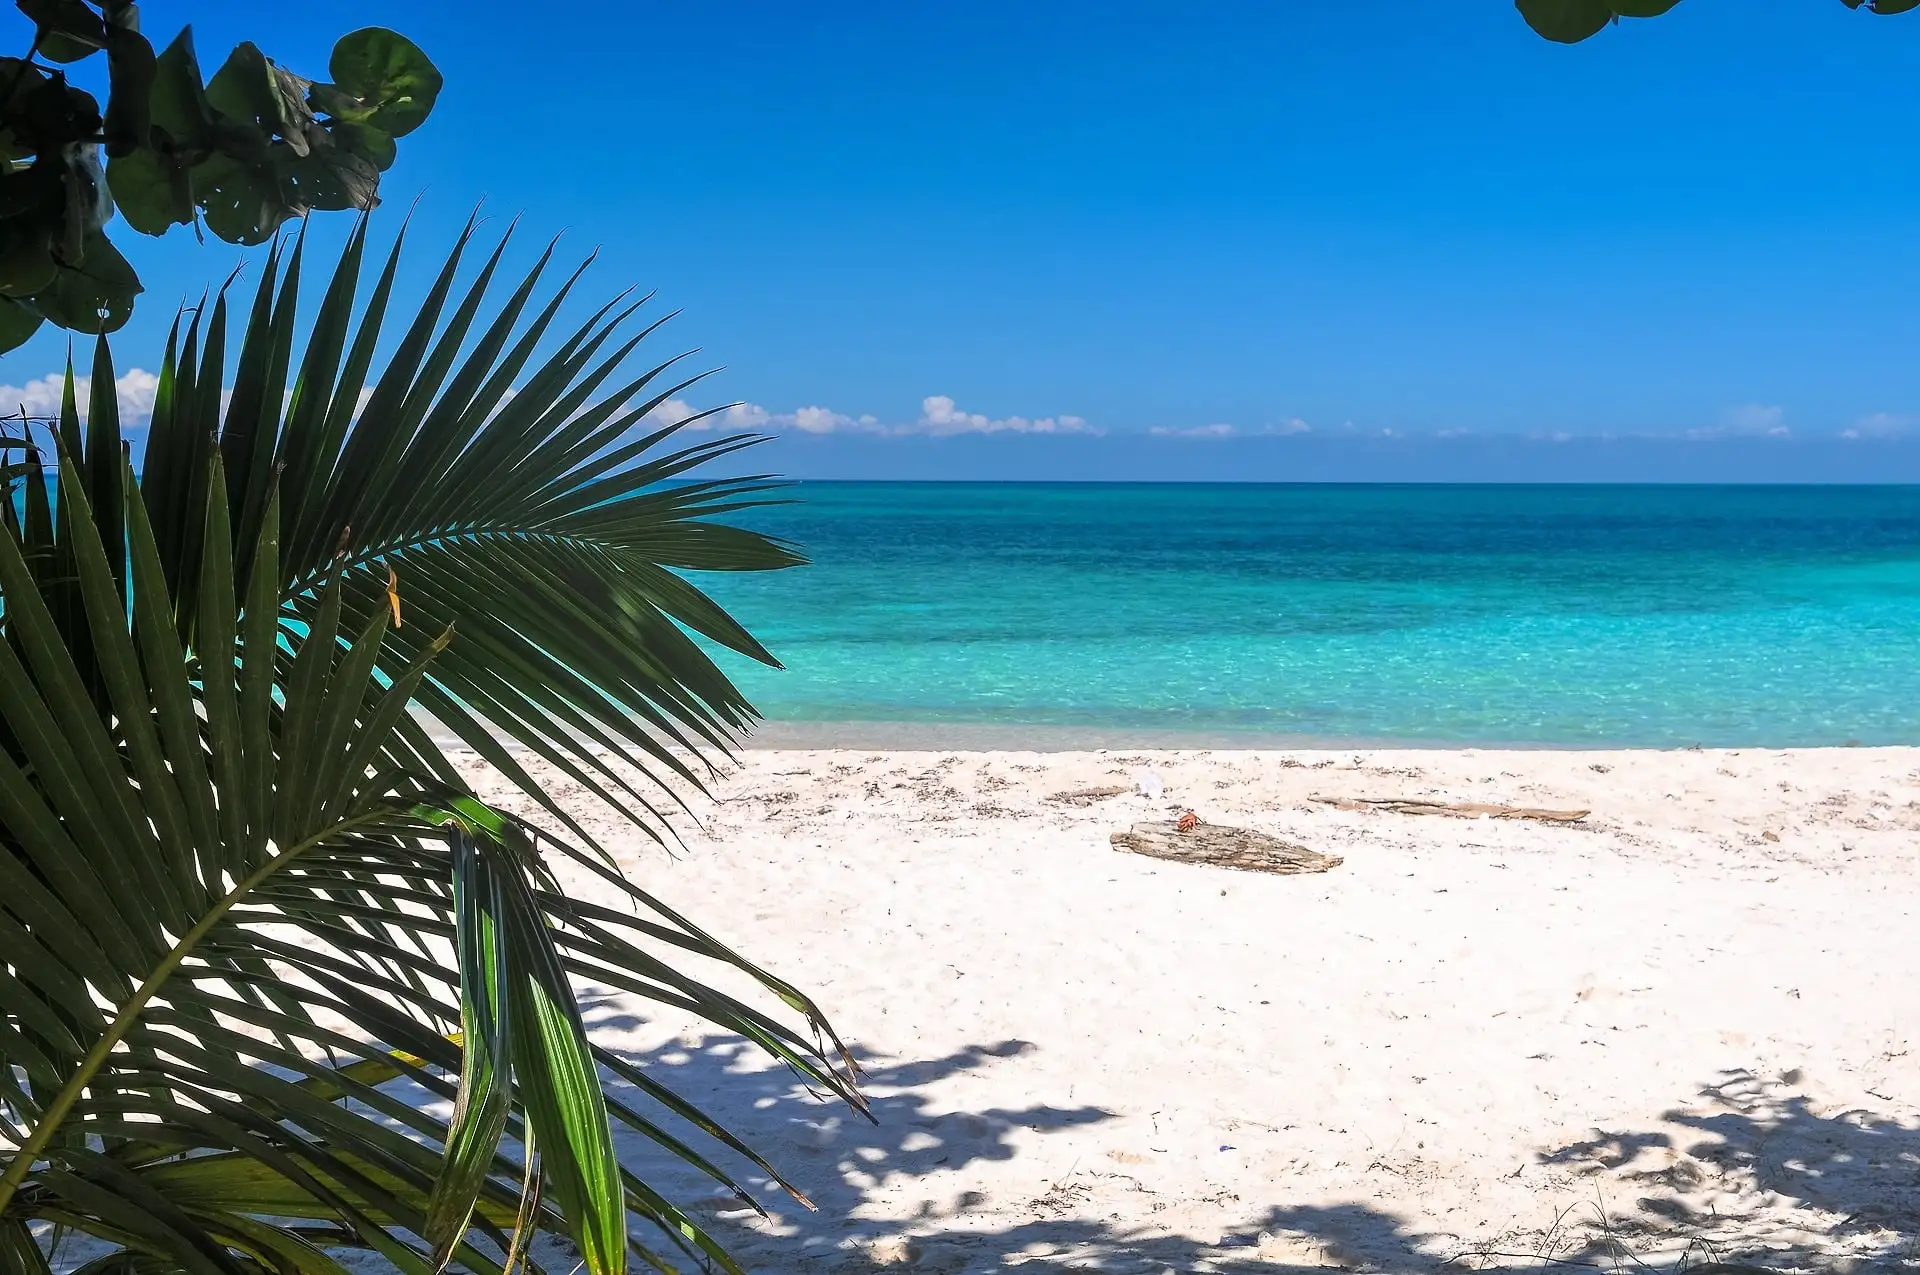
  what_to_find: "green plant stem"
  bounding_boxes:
[0,808,398,1216]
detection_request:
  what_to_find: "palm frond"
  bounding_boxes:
[0,307,861,1272]
[139,212,801,846]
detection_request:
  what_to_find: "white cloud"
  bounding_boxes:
[1150,422,1237,438]
[639,397,700,427]
[650,398,887,435]
[644,393,1097,437]
[796,405,883,434]
[0,367,159,431]
[0,369,389,440]
[915,395,1094,436]
[1841,411,1915,440]
[1688,403,1788,440]
[1148,418,1309,439]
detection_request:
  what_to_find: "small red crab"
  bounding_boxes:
[1177,810,1200,833]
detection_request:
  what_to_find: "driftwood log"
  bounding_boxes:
[1111,821,1342,874]
[1046,784,1130,806]
[1311,796,1588,822]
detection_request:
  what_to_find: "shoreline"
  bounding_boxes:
[421,707,1910,757]
[734,718,1897,753]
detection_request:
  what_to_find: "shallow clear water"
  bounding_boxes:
[700,483,1920,747]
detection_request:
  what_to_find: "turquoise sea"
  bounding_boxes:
[702,483,1920,748]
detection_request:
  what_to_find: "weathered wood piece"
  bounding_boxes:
[1047,784,1130,806]
[1110,821,1342,874]
[1311,796,1588,822]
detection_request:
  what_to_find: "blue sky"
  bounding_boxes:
[6,1,1920,479]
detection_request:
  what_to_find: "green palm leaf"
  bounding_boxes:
[1,221,864,1273]
[142,213,802,847]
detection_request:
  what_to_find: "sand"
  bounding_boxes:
[446,744,1920,1275]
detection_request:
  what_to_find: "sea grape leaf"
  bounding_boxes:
[206,42,276,123]
[19,74,101,152]
[322,27,441,136]
[102,24,157,156]
[1515,0,1615,42]
[0,296,41,352]
[150,27,215,148]
[190,151,285,245]
[106,145,192,234]
[267,64,317,153]
[31,227,140,332]
[0,221,57,294]
[18,0,106,61]
[330,118,395,171]
[284,147,379,212]
[0,160,60,219]
[207,42,314,151]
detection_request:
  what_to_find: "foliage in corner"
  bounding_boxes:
[1515,0,1916,44]
[0,0,440,351]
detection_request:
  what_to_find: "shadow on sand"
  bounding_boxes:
[1534,1067,1920,1275]
[38,1025,1911,1275]
[562,997,1920,1275]
[563,994,1450,1273]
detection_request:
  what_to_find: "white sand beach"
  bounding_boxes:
[455,744,1920,1274]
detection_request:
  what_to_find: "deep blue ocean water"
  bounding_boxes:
[697,483,1920,747]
